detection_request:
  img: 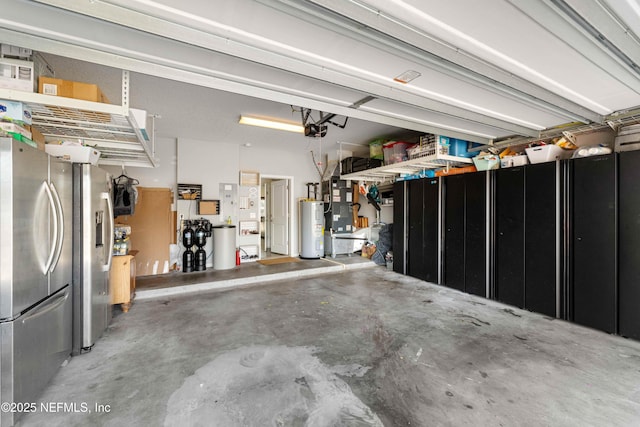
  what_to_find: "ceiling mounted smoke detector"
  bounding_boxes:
[393,70,421,84]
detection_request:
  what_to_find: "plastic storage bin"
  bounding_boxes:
[500,155,529,168]
[383,141,414,164]
[448,138,482,158]
[45,144,101,164]
[472,154,500,170]
[525,145,567,164]
[369,139,385,160]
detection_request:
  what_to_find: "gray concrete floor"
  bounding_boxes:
[17,266,640,426]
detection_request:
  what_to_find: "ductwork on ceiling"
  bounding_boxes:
[1,0,640,146]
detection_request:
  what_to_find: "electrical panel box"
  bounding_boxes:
[219,183,237,224]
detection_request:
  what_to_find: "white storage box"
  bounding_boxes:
[45,144,101,164]
[525,145,569,164]
[0,122,31,139]
[130,108,149,141]
[0,99,32,124]
[472,154,500,170]
[0,44,32,59]
[0,58,34,92]
[500,155,529,168]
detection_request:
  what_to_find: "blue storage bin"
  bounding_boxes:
[449,138,481,158]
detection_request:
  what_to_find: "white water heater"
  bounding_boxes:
[300,200,324,259]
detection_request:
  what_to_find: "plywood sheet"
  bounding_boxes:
[116,187,174,276]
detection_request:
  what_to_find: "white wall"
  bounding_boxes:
[238,140,323,199]
[177,138,239,200]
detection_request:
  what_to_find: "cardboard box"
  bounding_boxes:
[45,144,101,164]
[0,99,32,125]
[38,76,110,103]
[29,126,46,151]
[0,58,34,92]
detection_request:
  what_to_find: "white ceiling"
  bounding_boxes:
[37,53,414,153]
[2,0,640,149]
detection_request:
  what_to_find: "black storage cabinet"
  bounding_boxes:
[525,162,560,316]
[618,150,640,339]
[494,166,526,307]
[443,171,488,296]
[407,178,439,283]
[392,181,406,274]
[494,162,560,316]
[568,153,617,334]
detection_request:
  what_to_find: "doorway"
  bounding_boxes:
[260,175,294,258]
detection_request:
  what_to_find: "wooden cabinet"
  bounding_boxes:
[110,251,137,312]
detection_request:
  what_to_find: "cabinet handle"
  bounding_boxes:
[577,237,582,241]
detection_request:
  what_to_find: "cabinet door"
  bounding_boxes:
[392,181,406,274]
[423,178,440,283]
[525,162,558,317]
[618,151,640,338]
[571,154,616,333]
[495,167,525,308]
[407,180,425,279]
[444,175,465,291]
[464,172,487,297]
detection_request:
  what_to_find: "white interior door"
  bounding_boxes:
[270,180,288,255]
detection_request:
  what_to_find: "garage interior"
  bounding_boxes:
[3,0,640,426]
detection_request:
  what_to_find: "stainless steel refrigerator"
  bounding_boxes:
[0,137,73,426]
[72,163,114,355]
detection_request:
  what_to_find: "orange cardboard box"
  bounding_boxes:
[25,124,46,151]
[38,76,110,104]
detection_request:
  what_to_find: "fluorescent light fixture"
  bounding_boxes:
[239,116,304,133]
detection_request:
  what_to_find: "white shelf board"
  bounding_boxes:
[341,153,472,182]
[0,89,157,167]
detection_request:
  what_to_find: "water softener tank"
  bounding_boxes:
[182,221,195,273]
[182,222,194,247]
[194,224,207,271]
[300,200,324,259]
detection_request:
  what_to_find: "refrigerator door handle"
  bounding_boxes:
[20,288,69,323]
[43,181,59,275]
[102,191,115,272]
[49,182,65,273]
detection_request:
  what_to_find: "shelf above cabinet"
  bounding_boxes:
[341,152,472,182]
[0,88,157,168]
